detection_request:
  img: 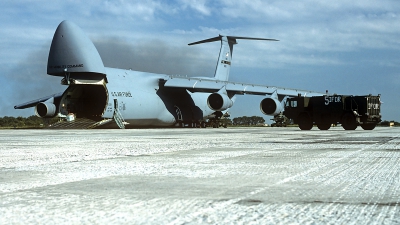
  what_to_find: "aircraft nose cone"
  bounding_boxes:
[47,20,106,77]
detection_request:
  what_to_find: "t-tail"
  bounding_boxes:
[188,35,278,81]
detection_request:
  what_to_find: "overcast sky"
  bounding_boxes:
[1,0,399,122]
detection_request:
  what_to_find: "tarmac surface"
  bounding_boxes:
[0,127,399,224]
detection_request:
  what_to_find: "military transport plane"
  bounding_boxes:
[14,20,322,129]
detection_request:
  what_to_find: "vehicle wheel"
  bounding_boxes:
[341,113,357,130]
[317,123,331,130]
[361,123,376,130]
[298,113,313,130]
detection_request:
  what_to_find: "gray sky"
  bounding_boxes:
[1,0,399,121]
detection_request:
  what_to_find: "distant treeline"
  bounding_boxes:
[379,120,400,126]
[230,116,266,126]
[0,116,57,128]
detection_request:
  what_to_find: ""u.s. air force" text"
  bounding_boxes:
[111,91,132,97]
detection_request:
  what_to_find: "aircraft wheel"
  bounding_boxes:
[341,113,357,130]
[361,123,376,130]
[298,113,313,130]
[317,123,331,130]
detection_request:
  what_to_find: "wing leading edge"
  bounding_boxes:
[14,92,63,109]
[162,76,323,98]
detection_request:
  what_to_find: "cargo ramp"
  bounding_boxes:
[48,118,113,129]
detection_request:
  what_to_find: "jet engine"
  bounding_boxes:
[35,102,57,118]
[260,97,284,116]
[207,93,233,111]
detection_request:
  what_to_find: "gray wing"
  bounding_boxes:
[161,76,323,98]
[14,92,63,109]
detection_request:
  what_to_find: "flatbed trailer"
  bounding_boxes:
[283,94,381,130]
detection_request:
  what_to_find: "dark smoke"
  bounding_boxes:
[93,37,215,76]
[2,44,64,117]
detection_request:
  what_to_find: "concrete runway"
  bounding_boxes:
[0,127,399,224]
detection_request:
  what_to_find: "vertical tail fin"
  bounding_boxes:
[188,36,278,81]
[214,36,233,81]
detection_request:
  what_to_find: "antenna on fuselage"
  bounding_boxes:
[188,35,278,81]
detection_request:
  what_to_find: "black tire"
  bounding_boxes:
[317,123,331,130]
[361,123,376,130]
[298,113,313,130]
[341,113,357,130]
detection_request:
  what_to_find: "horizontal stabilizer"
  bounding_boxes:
[228,36,279,41]
[188,35,278,46]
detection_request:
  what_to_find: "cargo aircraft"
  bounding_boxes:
[15,20,322,128]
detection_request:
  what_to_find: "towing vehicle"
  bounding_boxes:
[283,94,381,130]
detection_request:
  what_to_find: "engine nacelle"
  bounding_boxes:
[207,93,233,111]
[260,97,284,116]
[35,102,57,118]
